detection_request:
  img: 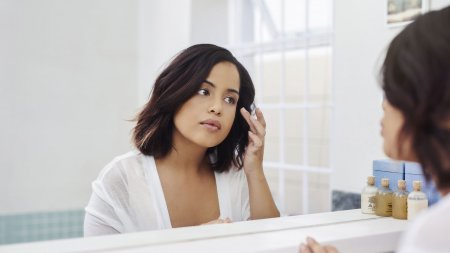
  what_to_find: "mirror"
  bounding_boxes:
[5,0,429,245]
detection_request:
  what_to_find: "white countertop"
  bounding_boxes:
[0,209,409,253]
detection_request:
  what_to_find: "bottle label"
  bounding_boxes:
[361,193,376,213]
[375,194,393,216]
[408,200,428,220]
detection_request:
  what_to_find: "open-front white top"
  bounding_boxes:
[84,151,250,236]
[396,193,450,253]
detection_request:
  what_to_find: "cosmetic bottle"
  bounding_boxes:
[392,180,408,219]
[361,176,377,214]
[407,180,428,220]
[375,178,393,216]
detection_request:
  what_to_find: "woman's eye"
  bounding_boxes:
[198,88,209,96]
[224,97,236,104]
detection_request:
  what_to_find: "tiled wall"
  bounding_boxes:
[0,209,84,245]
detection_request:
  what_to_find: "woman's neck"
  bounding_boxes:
[157,130,210,175]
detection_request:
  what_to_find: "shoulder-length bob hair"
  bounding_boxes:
[133,44,255,172]
[380,7,450,189]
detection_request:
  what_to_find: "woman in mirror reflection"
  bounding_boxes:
[300,6,450,253]
[84,44,280,236]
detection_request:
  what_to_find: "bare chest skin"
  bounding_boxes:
[156,165,220,228]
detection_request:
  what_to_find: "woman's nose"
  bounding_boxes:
[208,99,222,115]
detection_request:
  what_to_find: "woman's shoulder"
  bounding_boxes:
[398,194,450,252]
[418,193,450,227]
[415,193,450,226]
[96,150,152,182]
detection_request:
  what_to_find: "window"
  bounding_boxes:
[228,0,333,215]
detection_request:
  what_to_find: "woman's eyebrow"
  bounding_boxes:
[204,80,240,95]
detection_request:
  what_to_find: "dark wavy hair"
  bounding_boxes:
[133,44,255,172]
[380,6,450,189]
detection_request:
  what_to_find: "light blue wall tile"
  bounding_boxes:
[0,209,84,245]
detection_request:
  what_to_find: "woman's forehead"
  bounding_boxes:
[205,62,240,90]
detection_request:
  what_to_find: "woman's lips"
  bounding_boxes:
[200,119,221,131]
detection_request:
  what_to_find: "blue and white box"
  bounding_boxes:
[372,160,404,191]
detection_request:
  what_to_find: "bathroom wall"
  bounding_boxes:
[0,0,139,214]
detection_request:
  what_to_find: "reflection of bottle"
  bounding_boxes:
[407,181,428,220]
[392,180,408,219]
[361,176,377,214]
[376,178,393,217]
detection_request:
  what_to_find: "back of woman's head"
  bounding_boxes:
[381,6,450,189]
[133,44,255,172]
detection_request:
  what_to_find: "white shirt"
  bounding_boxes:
[396,193,450,253]
[84,151,250,236]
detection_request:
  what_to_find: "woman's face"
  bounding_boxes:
[173,61,240,149]
[380,99,416,161]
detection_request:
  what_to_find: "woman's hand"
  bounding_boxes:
[201,217,232,225]
[299,237,339,253]
[240,107,279,219]
[240,107,266,177]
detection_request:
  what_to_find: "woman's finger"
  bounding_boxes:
[299,243,312,253]
[248,131,263,149]
[255,107,266,128]
[201,216,233,225]
[250,116,266,137]
[241,107,266,137]
[240,107,257,133]
[306,237,326,253]
[324,245,339,253]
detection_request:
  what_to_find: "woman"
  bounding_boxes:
[84,44,280,236]
[301,6,450,253]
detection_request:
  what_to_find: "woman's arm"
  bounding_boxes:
[240,107,280,219]
[84,211,120,236]
[84,180,123,236]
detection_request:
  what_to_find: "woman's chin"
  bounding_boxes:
[383,146,399,160]
[383,147,418,162]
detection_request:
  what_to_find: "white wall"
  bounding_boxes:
[137,0,191,104]
[332,0,450,193]
[190,0,228,45]
[0,0,139,213]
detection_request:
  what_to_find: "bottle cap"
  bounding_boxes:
[367,176,375,185]
[413,180,422,191]
[381,178,389,187]
[397,180,406,189]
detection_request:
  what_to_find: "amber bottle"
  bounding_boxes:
[375,178,393,217]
